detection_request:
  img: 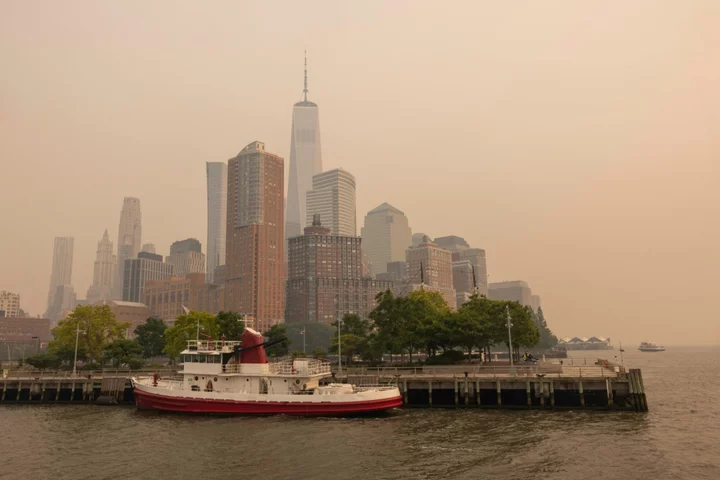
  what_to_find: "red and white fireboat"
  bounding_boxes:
[131,328,402,416]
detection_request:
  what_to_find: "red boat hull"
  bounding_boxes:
[134,388,403,416]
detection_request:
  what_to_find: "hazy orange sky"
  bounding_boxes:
[1,1,718,345]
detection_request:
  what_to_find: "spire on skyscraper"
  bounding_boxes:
[286,53,322,244]
[303,50,308,102]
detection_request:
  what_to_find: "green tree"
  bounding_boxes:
[284,322,335,353]
[134,317,166,359]
[216,311,245,340]
[25,354,62,370]
[263,324,290,357]
[337,313,371,337]
[330,333,368,365]
[408,289,452,358]
[328,314,372,364]
[50,343,87,367]
[164,311,218,360]
[453,294,496,361]
[535,307,558,349]
[48,305,129,363]
[491,301,539,361]
[369,291,407,362]
[312,347,327,359]
[103,339,143,368]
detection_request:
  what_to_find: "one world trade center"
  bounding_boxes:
[285,52,323,241]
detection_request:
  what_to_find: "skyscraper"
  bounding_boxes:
[86,229,116,304]
[206,162,227,284]
[122,251,173,303]
[46,236,74,314]
[405,237,456,309]
[286,215,392,325]
[434,235,488,297]
[166,238,205,277]
[47,284,76,323]
[531,295,542,313]
[225,141,285,333]
[114,197,142,299]
[305,168,356,237]
[360,203,412,276]
[488,281,533,307]
[286,53,323,241]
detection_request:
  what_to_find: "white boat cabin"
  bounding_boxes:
[179,333,332,396]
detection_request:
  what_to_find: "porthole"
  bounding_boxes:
[214,377,218,382]
[295,379,300,385]
[246,378,249,382]
[194,376,198,381]
[284,379,287,383]
[202,377,205,380]
[225,378,229,382]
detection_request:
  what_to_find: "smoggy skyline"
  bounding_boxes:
[1,1,718,345]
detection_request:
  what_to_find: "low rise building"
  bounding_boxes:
[104,300,152,337]
[0,317,51,360]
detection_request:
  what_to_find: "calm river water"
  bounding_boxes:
[1,347,718,480]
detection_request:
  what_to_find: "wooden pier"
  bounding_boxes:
[342,362,649,411]
[0,362,649,412]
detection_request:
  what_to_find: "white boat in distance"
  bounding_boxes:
[638,341,665,352]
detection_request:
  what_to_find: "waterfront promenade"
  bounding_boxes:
[0,359,648,411]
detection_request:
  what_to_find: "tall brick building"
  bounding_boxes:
[225,141,285,333]
[286,215,392,325]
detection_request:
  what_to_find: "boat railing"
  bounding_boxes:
[269,359,332,376]
[353,385,398,392]
[340,363,622,378]
[186,340,242,352]
[222,363,243,374]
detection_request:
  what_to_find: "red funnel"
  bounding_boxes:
[240,328,268,364]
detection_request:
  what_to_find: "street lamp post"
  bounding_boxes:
[300,326,306,354]
[14,346,27,365]
[72,323,81,377]
[337,316,343,378]
[506,305,515,376]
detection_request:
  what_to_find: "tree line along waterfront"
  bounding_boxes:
[17,291,557,371]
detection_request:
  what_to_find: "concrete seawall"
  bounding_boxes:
[0,364,649,412]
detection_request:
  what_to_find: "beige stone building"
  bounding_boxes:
[103,300,151,337]
[405,237,456,309]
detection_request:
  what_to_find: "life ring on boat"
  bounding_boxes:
[206,380,214,392]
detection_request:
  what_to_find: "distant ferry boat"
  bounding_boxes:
[132,328,402,416]
[638,341,665,352]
